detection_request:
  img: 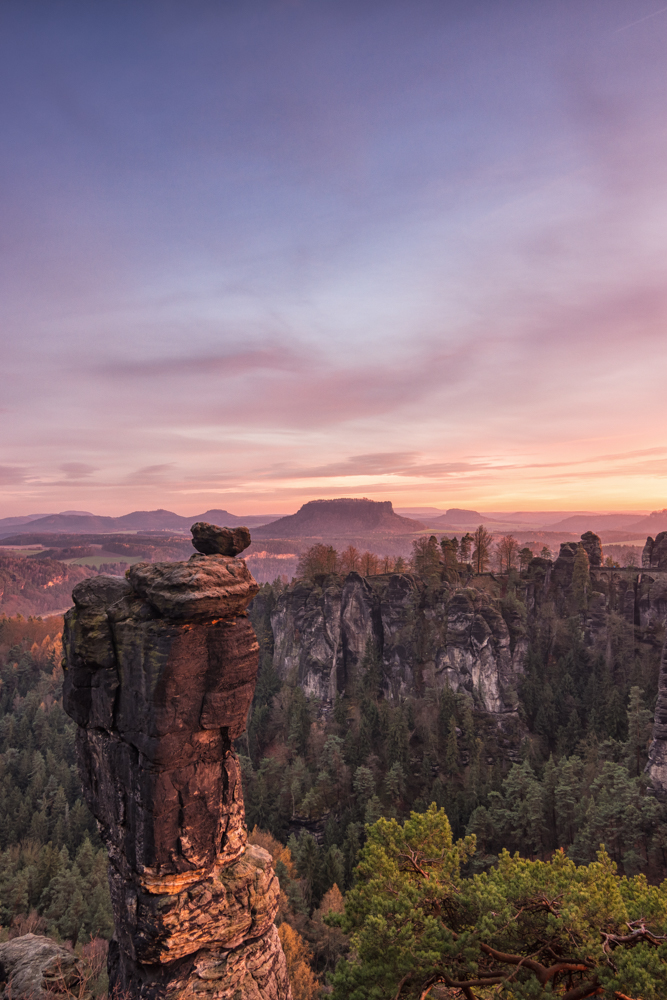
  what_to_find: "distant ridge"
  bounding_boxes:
[395,506,448,516]
[252,498,426,538]
[0,513,54,529]
[623,509,667,535]
[545,513,648,533]
[0,508,280,538]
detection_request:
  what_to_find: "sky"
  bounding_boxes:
[2,0,667,516]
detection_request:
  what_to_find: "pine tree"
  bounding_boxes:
[444,716,459,777]
[571,544,591,610]
[625,686,652,776]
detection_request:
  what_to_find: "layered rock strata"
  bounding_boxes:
[62,538,291,1000]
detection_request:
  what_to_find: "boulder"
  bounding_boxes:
[0,935,83,999]
[191,522,252,557]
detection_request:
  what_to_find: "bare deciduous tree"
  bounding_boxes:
[496,534,519,574]
[472,525,493,574]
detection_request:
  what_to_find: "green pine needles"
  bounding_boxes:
[332,804,667,1000]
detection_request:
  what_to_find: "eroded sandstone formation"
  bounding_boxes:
[580,530,603,568]
[256,530,667,724]
[261,571,526,714]
[643,531,667,570]
[62,532,291,1000]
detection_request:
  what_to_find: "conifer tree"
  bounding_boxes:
[571,543,591,610]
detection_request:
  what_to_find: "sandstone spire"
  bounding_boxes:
[63,526,291,1000]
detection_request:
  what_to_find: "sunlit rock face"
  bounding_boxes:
[62,545,291,1000]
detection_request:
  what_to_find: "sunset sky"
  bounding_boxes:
[2,0,667,516]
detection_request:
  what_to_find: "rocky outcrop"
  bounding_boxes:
[643,531,667,570]
[0,934,83,999]
[262,529,667,725]
[267,572,524,714]
[62,544,291,1000]
[580,531,603,568]
[550,542,579,592]
[643,537,654,568]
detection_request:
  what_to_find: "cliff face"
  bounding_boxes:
[263,537,667,723]
[267,572,526,715]
[62,550,291,1000]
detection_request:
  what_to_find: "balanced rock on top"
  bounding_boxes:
[191,521,251,556]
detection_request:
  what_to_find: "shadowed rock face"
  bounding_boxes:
[62,549,291,1000]
[580,531,602,568]
[643,532,667,571]
[258,535,667,730]
[265,572,524,714]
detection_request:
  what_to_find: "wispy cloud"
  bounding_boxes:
[0,466,27,486]
[59,462,98,478]
[99,345,302,379]
[124,464,174,485]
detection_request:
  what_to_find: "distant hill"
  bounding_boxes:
[252,498,426,539]
[545,513,646,533]
[0,513,54,530]
[482,510,600,526]
[623,509,667,535]
[395,506,448,516]
[0,508,280,538]
[429,508,488,528]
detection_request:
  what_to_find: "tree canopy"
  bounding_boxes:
[333,804,667,1000]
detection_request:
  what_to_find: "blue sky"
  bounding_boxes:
[2,0,667,514]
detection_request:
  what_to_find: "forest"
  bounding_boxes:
[0,531,666,998]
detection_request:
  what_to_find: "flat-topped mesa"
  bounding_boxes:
[62,526,291,1000]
